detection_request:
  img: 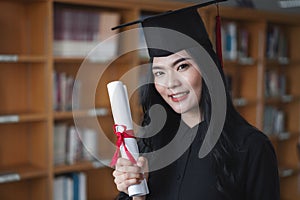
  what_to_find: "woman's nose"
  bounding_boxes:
[166,72,181,89]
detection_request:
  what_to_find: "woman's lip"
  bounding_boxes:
[168,91,189,102]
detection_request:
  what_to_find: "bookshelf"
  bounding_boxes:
[0,0,299,199]
[0,0,50,200]
[207,6,300,200]
[264,18,300,200]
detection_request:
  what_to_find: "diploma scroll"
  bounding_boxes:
[107,81,149,197]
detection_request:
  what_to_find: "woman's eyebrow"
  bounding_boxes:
[172,57,191,67]
[152,65,164,70]
[152,57,191,70]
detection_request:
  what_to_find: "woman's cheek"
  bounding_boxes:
[155,83,165,96]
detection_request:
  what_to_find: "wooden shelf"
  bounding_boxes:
[0,55,46,63]
[54,54,134,65]
[233,98,258,107]
[223,57,257,67]
[54,160,110,175]
[279,166,300,179]
[54,108,110,120]
[0,164,47,182]
[54,56,85,64]
[0,113,47,124]
[265,95,300,104]
[268,132,299,142]
[265,58,300,68]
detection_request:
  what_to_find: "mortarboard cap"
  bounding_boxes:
[112,0,227,57]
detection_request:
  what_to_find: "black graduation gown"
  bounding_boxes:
[116,121,280,200]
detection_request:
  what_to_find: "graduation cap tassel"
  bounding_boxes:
[215,2,223,68]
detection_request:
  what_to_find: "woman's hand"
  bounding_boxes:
[112,156,148,198]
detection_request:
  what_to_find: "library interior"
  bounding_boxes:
[0,0,300,199]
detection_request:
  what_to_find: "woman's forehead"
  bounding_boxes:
[152,50,190,64]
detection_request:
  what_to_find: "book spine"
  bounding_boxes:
[224,22,237,61]
[54,173,87,200]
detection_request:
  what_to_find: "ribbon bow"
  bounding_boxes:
[110,124,137,167]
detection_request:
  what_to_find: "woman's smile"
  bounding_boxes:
[168,91,190,102]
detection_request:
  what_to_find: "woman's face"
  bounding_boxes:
[152,50,202,115]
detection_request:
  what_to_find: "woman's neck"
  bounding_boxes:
[182,109,203,128]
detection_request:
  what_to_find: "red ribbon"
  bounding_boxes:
[110,124,137,167]
[215,3,223,68]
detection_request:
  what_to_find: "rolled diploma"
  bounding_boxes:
[107,81,149,197]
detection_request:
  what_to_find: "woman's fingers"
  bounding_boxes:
[115,177,142,192]
[116,157,133,166]
[137,157,148,171]
[137,157,149,180]
[112,157,149,193]
[116,157,143,173]
[113,168,144,181]
[114,172,144,185]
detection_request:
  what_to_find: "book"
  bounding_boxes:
[54,5,120,61]
[238,28,249,59]
[266,25,279,59]
[266,25,289,62]
[79,173,87,200]
[223,22,238,61]
[81,128,98,161]
[53,123,68,165]
[265,70,287,98]
[64,176,73,200]
[71,172,87,200]
[72,173,80,200]
[54,173,87,200]
[53,71,58,110]
[53,176,64,200]
[66,126,80,165]
[89,11,121,62]
[53,71,81,111]
[72,80,82,110]
[278,29,289,63]
[54,124,99,166]
[263,106,286,135]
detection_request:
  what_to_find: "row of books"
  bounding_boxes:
[54,172,87,200]
[225,70,289,102]
[265,70,287,98]
[266,25,289,62]
[54,124,98,166]
[263,106,286,135]
[221,22,251,62]
[54,5,120,61]
[221,22,290,63]
[53,71,81,111]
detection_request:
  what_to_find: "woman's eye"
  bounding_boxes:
[177,63,189,71]
[153,71,164,77]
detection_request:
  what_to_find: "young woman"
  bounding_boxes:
[112,1,280,199]
[113,49,279,200]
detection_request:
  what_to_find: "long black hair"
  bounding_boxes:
[138,47,255,199]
